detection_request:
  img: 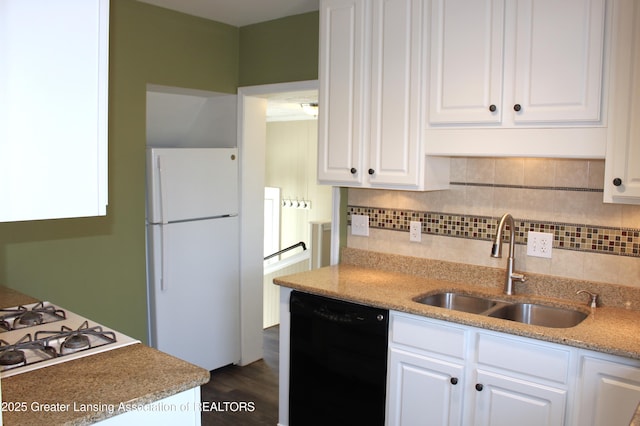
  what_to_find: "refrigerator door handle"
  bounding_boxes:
[160,224,168,292]
[157,155,169,225]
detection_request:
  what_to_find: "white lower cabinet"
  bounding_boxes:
[387,347,465,426]
[471,332,570,426]
[386,310,467,425]
[96,387,202,425]
[387,312,571,426]
[574,351,640,426]
[388,312,640,426]
[471,370,567,426]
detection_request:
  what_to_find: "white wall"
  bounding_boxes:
[265,120,332,258]
[146,85,236,148]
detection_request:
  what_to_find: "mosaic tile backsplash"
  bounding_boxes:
[347,206,640,258]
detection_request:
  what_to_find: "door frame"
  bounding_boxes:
[237,80,331,365]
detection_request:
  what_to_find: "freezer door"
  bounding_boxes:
[147,216,240,371]
[147,148,238,223]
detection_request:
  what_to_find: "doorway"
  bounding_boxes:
[263,109,333,327]
[238,80,335,366]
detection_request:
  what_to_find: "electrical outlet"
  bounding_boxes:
[527,231,553,258]
[409,221,422,242]
[351,214,369,236]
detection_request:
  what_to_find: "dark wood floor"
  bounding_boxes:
[201,326,280,426]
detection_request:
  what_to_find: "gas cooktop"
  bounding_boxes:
[0,302,138,378]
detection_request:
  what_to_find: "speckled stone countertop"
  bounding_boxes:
[274,248,640,360]
[0,286,210,425]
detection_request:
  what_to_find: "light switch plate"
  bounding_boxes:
[527,231,553,258]
[351,214,369,236]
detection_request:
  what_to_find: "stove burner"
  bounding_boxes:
[16,311,43,327]
[0,349,25,366]
[0,303,137,378]
[0,334,55,371]
[0,306,27,331]
[35,321,117,356]
[1,302,66,332]
[63,334,90,351]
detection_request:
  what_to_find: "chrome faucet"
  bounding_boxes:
[491,213,526,295]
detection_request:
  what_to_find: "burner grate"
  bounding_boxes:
[0,334,57,371]
[0,301,138,378]
[0,302,66,332]
[36,321,117,355]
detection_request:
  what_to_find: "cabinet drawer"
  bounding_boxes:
[477,332,571,384]
[390,313,466,359]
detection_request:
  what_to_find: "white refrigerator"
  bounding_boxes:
[146,147,240,371]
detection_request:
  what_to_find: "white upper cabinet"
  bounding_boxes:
[320,0,614,163]
[0,0,109,222]
[425,0,610,158]
[429,0,606,126]
[368,0,427,187]
[604,0,640,204]
[429,0,506,125]
[511,0,606,124]
[317,0,367,186]
[318,0,449,190]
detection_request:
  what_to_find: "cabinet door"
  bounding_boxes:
[429,0,505,124]
[575,355,640,426]
[0,0,109,222]
[317,0,368,185]
[604,0,640,204]
[511,0,606,123]
[472,370,567,426]
[387,347,464,426]
[368,0,424,187]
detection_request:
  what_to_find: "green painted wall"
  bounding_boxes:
[0,0,318,343]
[0,0,240,342]
[239,12,319,86]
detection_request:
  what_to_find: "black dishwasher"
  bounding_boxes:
[289,291,389,426]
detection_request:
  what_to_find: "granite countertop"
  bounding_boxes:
[274,249,640,360]
[0,287,210,425]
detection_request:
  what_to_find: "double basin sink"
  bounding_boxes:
[415,292,588,328]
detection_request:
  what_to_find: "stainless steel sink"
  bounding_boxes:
[487,303,588,328]
[415,292,588,328]
[414,292,497,314]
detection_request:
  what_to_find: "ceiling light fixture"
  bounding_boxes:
[300,102,319,117]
